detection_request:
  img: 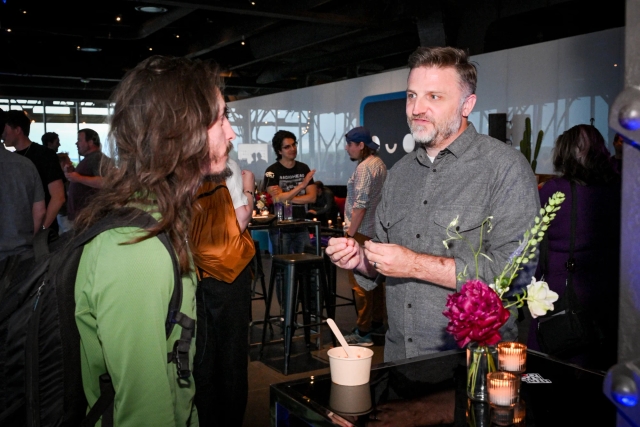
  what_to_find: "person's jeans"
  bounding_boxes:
[193,266,251,427]
[268,228,310,255]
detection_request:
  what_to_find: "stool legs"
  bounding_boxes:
[282,263,296,375]
[259,260,279,360]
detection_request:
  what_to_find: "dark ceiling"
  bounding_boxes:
[0,0,625,102]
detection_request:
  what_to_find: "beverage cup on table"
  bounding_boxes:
[274,200,283,220]
[283,200,293,220]
[327,346,373,386]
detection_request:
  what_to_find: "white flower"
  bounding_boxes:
[526,277,559,318]
[256,200,265,210]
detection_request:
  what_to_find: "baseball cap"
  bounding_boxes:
[345,126,379,150]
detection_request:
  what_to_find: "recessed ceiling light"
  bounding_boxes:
[23,10,27,14]
[78,46,102,52]
[116,15,122,22]
[175,34,180,38]
[149,47,153,51]
[6,29,11,33]
[135,6,168,13]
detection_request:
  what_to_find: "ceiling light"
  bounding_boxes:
[6,29,11,32]
[241,41,245,45]
[135,6,168,13]
[77,46,102,52]
[149,47,153,51]
[23,10,27,14]
[251,2,256,5]
[175,34,180,38]
[116,15,122,22]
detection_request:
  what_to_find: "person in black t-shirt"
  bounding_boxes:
[263,130,316,255]
[2,110,65,233]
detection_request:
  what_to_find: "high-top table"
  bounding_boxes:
[249,218,321,256]
[270,349,615,426]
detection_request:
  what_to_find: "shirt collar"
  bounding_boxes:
[415,122,478,166]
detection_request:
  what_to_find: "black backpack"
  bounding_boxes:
[0,208,195,427]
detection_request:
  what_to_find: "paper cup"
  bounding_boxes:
[327,347,374,386]
[329,382,372,415]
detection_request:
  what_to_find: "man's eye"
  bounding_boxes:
[431,95,440,100]
[407,93,415,99]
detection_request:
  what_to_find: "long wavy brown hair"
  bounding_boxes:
[75,55,223,274]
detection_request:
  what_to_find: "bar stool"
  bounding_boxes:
[248,240,270,333]
[259,253,333,375]
[304,244,357,316]
[250,240,267,302]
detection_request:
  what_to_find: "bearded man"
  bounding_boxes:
[326,46,540,362]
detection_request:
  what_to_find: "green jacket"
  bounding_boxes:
[75,226,198,426]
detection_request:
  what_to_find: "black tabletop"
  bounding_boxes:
[270,349,616,426]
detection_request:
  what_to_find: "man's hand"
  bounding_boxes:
[325,237,363,270]
[64,171,81,183]
[302,169,315,186]
[241,169,255,191]
[267,185,282,197]
[363,241,418,278]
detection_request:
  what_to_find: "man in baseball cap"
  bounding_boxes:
[342,126,387,346]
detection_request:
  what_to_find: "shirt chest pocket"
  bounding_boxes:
[433,205,489,249]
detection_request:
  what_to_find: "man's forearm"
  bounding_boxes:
[43,195,65,228]
[75,175,104,189]
[44,180,65,228]
[410,253,457,289]
[32,200,46,233]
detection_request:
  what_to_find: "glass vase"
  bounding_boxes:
[467,344,497,402]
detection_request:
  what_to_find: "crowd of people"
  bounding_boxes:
[0,45,624,425]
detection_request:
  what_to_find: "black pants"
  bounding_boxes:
[193,266,251,427]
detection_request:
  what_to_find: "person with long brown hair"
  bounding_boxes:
[527,124,621,371]
[73,55,231,426]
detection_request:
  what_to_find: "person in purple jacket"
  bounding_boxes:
[528,124,620,371]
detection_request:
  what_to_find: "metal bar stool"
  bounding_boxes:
[304,243,357,317]
[259,253,333,375]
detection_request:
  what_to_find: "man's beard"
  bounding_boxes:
[407,104,464,150]
[206,142,233,182]
[206,166,233,183]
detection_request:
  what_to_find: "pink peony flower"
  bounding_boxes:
[442,280,510,348]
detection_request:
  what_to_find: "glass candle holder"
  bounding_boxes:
[497,342,527,374]
[487,372,519,407]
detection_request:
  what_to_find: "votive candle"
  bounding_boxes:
[497,342,527,374]
[328,220,332,227]
[313,217,317,222]
[487,372,519,407]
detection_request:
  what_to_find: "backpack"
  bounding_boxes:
[0,208,195,427]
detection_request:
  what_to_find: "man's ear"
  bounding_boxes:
[461,94,477,117]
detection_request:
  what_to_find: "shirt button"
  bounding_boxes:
[423,200,427,205]
[407,303,412,308]
[408,338,413,343]
[416,234,420,238]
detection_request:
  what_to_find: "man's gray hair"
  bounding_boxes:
[408,46,477,98]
